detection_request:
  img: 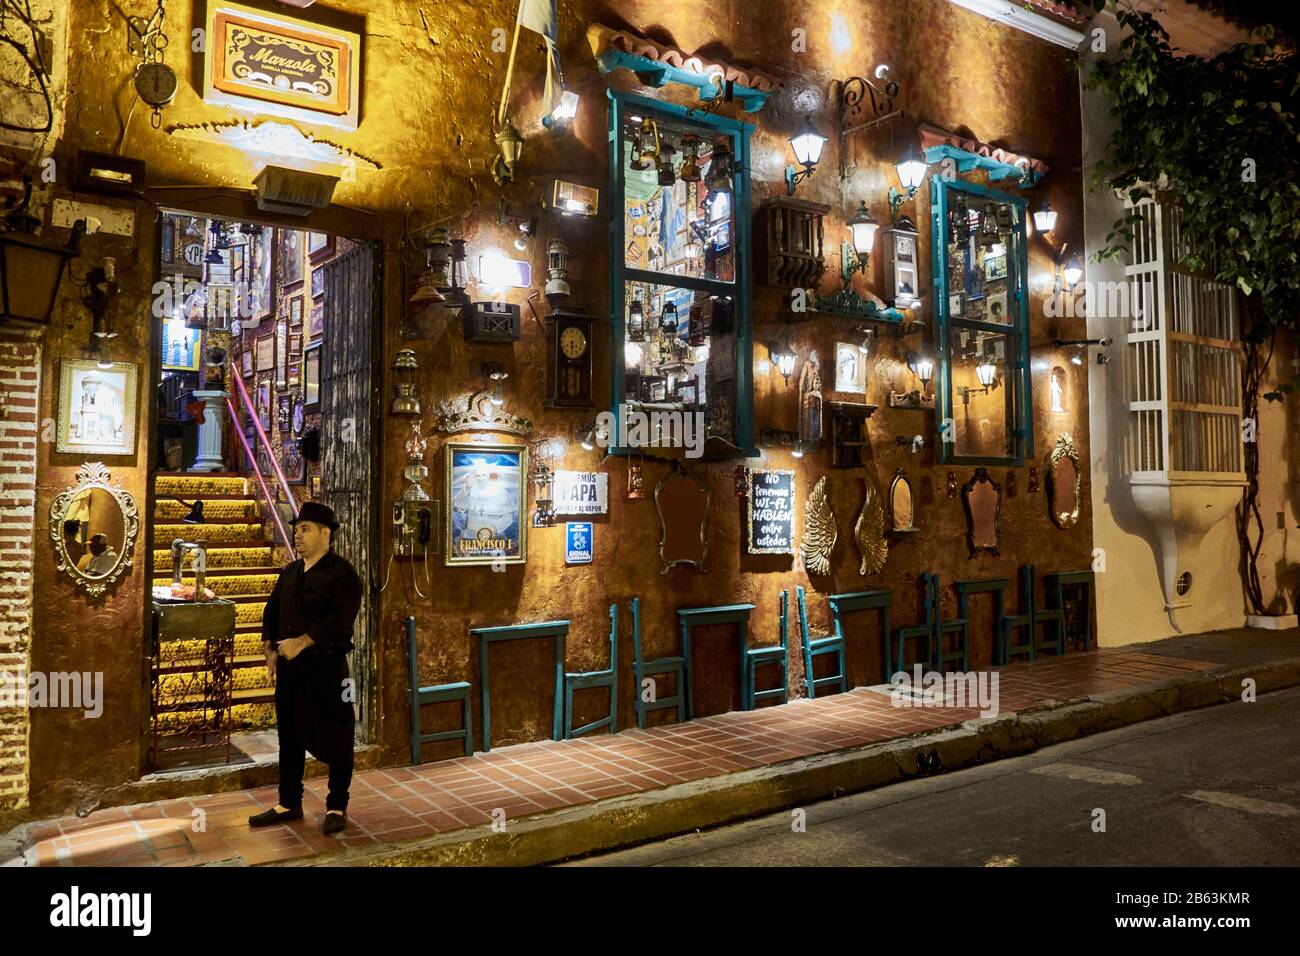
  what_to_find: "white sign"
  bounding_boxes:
[553,471,608,515]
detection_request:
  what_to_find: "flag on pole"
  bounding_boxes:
[516,0,563,120]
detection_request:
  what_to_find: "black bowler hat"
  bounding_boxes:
[290,500,339,532]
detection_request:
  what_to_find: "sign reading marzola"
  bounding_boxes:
[553,471,609,516]
[746,469,795,555]
[205,3,360,129]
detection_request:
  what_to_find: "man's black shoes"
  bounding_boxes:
[248,806,303,827]
[322,812,347,835]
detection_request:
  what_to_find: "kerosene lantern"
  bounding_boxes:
[391,349,421,415]
[545,238,571,304]
[679,135,702,182]
[628,294,646,342]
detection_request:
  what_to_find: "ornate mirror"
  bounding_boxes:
[888,468,917,535]
[48,462,140,597]
[961,467,1001,557]
[1048,433,1081,529]
[654,462,710,574]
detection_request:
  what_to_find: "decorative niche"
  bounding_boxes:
[888,468,918,536]
[757,197,829,290]
[826,401,877,468]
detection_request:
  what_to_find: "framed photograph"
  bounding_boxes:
[288,295,303,330]
[308,298,324,338]
[276,321,287,389]
[240,349,253,378]
[835,341,867,394]
[56,360,139,456]
[307,231,334,263]
[278,228,304,291]
[255,379,273,430]
[161,318,201,372]
[983,252,1008,282]
[304,342,322,409]
[947,292,964,319]
[445,442,528,566]
[283,439,306,484]
[255,333,275,372]
[248,229,274,321]
[308,474,321,498]
[986,288,1010,323]
[277,394,292,432]
[288,333,303,365]
[311,267,325,298]
[292,399,305,436]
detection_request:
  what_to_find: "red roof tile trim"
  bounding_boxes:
[587,24,784,95]
[917,122,1051,178]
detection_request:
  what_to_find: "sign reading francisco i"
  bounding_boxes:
[205,3,361,129]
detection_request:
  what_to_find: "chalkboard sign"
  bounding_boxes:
[746,469,796,554]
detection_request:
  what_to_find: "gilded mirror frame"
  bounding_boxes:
[888,467,918,537]
[48,461,140,597]
[960,466,1001,558]
[654,462,711,574]
[1048,433,1081,530]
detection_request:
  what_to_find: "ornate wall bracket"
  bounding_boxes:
[434,390,533,436]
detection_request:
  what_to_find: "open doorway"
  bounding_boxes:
[147,209,381,773]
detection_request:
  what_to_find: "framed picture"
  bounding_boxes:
[311,267,325,298]
[240,349,253,378]
[255,379,273,430]
[283,439,306,484]
[206,283,233,331]
[287,363,300,386]
[277,394,292,432]
[308,474,321,498]
[255,333,275,372]
[161,318,201,371]
[835,341,867,394]
[947,292,964,319]
[161,214,205,279]
[304,342,322,409]
[288,333,303,365]
[276,320,287,389]
[56,360,139,456]
[307,231,334,263]
[983,252,1008,282]
[248,229,274,321]
[278,228,304,291]
[292,398,305,436]
[445,442,528,566]
[986,288,1010,323]
[288,295,303,330]
[308,298,324,338]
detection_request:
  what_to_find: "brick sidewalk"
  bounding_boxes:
[21,649,1213,866]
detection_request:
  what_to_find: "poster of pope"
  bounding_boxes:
[445,444,528,565]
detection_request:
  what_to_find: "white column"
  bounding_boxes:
[191,390,229,473]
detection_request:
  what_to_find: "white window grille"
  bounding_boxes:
[1124,198,1243,480]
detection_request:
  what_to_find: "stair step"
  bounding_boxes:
[153,523,264,544]
[155,475,248,497]
[153,575,279,597]
[152,546,274,570]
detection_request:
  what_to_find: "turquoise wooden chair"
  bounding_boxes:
[999,564,1039,664]
[931,574,969,672]
[406,616,474,762]
[893,574,937,674]
[564,603,618,738]
[1042,570,1092,654]
[797,585,846,698]
[743,589,789,709]
[630,597,688,728]
[893,574,968,673]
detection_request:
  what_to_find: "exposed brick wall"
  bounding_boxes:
[0,328,41,811]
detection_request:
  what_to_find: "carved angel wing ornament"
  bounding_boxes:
[855,471,888,576]
[801,475,837,576]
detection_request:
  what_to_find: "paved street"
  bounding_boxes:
[563,685,1300,867]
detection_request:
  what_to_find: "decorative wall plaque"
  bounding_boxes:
[854,471,888,576]
[746,469,795,555]
[204,3,361,129]
[801,476,836,576]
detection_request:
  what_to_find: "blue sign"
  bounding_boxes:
[565,522,593,564]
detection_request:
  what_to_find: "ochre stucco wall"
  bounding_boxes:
[20,0,1091,814]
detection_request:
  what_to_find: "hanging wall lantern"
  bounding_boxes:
[785,115,827,195]
[704,139,733,193]
[657,139,678,187]
[1033,201,1058,234]
[391,350,421,415]
[661,300,678,335]
[492,121,524,185]
[545,238,570,304]
[628,295,646,342]
[679,134,702,182]
[0,200,84,328]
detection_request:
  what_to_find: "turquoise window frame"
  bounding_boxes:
[931,176,1033,466]
[607,90,757,457]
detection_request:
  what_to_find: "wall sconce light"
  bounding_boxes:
[842,200,879,279]
[1033,200,1058,234]
[478,251,531,289]
[0,179,86,328]
[888,142,928,220]
[544,238,570,304]
[704,139,734,193]
[543,89,580,130]
[857,326,875,357]
[492,120,524,185]
[975,354,997,389]
[84,256,120,342]
[907,350,934,387]
[785,115,827,195]
[770,341,797,385]
[485,362,508,407]
[679,134,702,182]
[661,300,678,335]
[1051,328,1112,365]
[1063,255,1084,289]
[577,419,609,451]
[391,350,421,415]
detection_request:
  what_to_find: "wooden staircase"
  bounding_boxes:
[153,472,282,729]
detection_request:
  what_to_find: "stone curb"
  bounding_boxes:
[283,657,1300,868]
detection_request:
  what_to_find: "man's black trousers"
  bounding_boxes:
[274,652,356,813]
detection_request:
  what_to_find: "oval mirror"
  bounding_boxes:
[1048,434,1081,529]
[655,464,711,574]
[888,468,916,534]
[48,462,139,597]
[961,467,1001,556]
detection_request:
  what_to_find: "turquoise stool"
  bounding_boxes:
[743,589,789,709]
[796,585,846,698]
[631,597,688,728]
[406,616,474,762]
[564,603,619,738]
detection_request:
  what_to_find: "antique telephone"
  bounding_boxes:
[380,421,438,598]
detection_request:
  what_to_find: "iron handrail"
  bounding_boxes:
[226,396,296,559]
[226,365,298,557]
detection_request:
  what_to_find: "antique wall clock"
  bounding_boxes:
[545,309,594,407]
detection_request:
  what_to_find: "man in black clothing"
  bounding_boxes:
[248,501,362,836]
